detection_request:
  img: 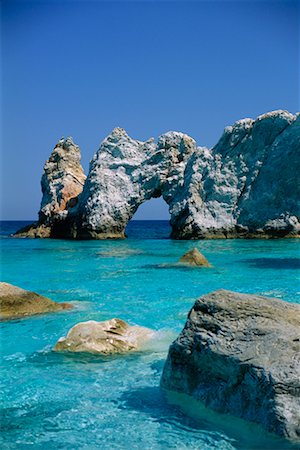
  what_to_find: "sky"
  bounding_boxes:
[1,0,299,220]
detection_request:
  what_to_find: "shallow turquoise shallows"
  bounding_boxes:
[1,221,300,450]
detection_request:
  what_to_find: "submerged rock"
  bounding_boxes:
[15,110,300,239]
[178,248,211,267]
[0,282,73,320]
[160,289,300,441]
[54,318,154,355]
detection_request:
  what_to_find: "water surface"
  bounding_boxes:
[1,221,299,449]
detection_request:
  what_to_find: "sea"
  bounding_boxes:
[1,220,300,450]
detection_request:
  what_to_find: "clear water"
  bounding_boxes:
[1,221,299,450]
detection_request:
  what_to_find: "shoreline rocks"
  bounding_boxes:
[178,248,212,267]
[0,282,73,320]
[54,318,154,355]
[15,110,300,240]
[160,289,300,441]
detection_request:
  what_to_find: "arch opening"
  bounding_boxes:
[125,197,171,239]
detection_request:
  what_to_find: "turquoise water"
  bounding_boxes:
[1,221,300,450]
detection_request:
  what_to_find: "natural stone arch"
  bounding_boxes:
[16,110,300,239]
[74,128,197,239]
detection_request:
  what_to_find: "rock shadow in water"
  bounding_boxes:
[118,386,236,448]
[241,257,300,270]
[141,263,212,271]
[0,400,75,433]
[119,386,298,450]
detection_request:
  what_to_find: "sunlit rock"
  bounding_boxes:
[15,110,300,239]
[0,282,73,321]
[171,110,300,238]
[178,248,211,267]
[54,318,154,355]
[15,137,86,238]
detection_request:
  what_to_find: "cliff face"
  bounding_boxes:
[39,137,86,224]
[171,110,300,238]
[16,110,300,239]
[16,137,86,238]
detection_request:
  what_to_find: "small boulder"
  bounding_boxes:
[161,290,300,441]
[178,248,211,267]
[0,282,73,321]
[54,318,154,355]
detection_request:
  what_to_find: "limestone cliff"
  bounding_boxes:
[171,110,300,238]
[15,110,300,239]
[76,127,196,238]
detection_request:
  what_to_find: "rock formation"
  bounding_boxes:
[160,289,300,441]
[172,110,300,239]
[0,282,73,320]
[54,318,154,355]
[16,110,300,239]
[16,137,86,238]
[178,248,211,267]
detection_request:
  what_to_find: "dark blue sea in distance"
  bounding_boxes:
[1,220,300,449]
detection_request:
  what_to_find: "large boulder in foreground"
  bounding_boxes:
[178,248,211,267]
[54,318,154,355]
[160,290,300,441]
[0,282,73,320]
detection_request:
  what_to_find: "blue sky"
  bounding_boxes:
[1,0,299,220]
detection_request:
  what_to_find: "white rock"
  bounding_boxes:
[54,318,154,355]
[16,110,300,239]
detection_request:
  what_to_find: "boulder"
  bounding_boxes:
[54,318,154,355]
[0,282,73,320]
[160,290,300,441]
[178,248,211,267]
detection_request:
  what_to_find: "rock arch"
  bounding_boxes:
[74,128,196,239]
[16,110,300,239]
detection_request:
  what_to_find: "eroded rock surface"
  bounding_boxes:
[15,110,300,239]
[16,137,86,238]
[172,110,300,238]
[178,248,211,267]
[54,318,154,355]
[76,128,196,238]
[0,282,72,320]
[160,289,300,441]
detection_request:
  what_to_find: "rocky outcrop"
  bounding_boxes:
[76,128,196,239]
[178,248,211,267]
[16,137,86,238]
[0,282,73,320]
[54,318,154,355]
[15,110,300,239]
[171,110,300,238]
[160,290,300,441]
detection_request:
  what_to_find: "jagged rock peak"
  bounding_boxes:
[39,137,86,225]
